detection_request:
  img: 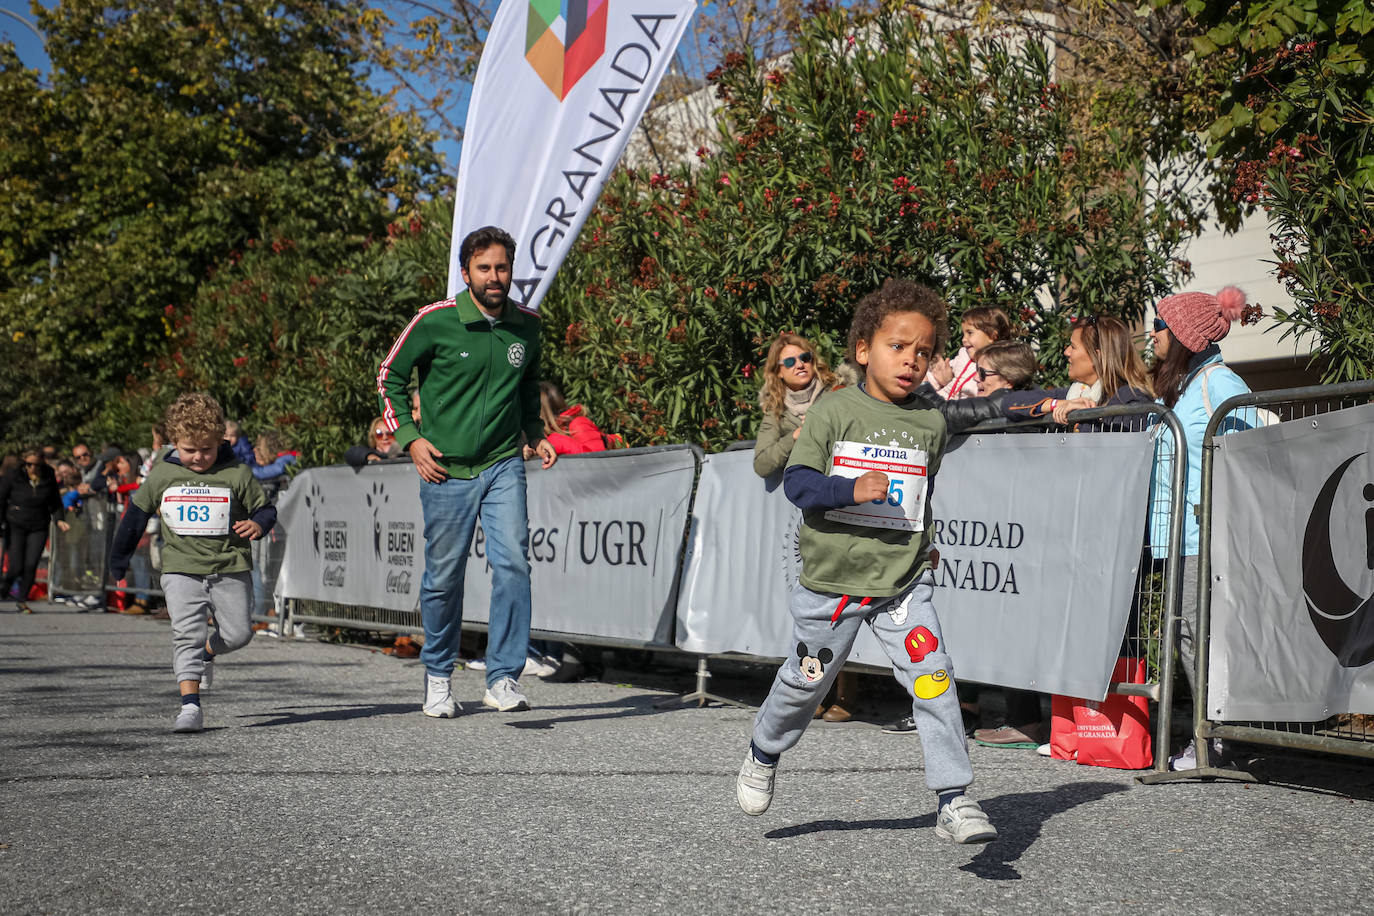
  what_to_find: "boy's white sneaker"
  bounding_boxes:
[736,751,776,816]
[482,677,530,712]
[422,674,460,718]
[174,703,204,733]
[200,658,214,690]
[935,795,998,844]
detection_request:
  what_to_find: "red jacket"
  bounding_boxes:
[547,405,606,455]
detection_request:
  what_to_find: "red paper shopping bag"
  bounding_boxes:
[1049,658,1152,769]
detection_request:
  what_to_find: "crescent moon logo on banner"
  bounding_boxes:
[1301,453,1374,668]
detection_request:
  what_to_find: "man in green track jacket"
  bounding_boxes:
[376,225,557,718]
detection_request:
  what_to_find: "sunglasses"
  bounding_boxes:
[73,452,90,459]
[780,352,814,369]
[25,460,41,467]
[373,429,395,438]
[976,367,1002,381]
[1153,318,1168,333]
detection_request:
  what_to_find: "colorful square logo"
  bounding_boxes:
[525,0,608,100]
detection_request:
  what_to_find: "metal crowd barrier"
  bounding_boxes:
[277,411,1185,770]
[1162,380,1374,781]
[958,402,1186,774]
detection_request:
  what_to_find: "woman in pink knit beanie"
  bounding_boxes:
[1147,285,1251,773]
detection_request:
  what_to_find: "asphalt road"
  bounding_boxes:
[3,606,1373,915]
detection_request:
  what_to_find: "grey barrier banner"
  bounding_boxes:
[1210,402,1374,720]
[275,448,698,643]
[676,431,1155,699]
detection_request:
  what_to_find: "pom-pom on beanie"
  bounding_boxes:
[1156,286,1247,353]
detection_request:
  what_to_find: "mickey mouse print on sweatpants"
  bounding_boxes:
[797,642,833,682]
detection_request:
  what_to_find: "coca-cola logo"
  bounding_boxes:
[386,569,412,595]
[322,565,346,588]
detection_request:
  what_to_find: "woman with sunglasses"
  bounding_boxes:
[1147,286,1250,770]
[753,332,839,479]
[0,448,69,612]
[345,417,403,469]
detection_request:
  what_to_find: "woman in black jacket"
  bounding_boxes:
[1,449,69,612]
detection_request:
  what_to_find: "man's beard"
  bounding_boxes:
[473,283,508,310]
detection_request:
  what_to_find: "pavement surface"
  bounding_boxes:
[3,604,1374,916]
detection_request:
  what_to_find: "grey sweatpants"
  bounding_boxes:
[162,571,254,683]
[752,571,975,794]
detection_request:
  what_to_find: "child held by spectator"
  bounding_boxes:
[933,306,1012,401]
[109,393,276,733]
[735,278,997,844]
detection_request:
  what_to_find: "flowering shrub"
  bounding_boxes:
[540,5,1204,449]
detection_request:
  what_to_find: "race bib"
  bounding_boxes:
[823,440,928,531]
[160,486,232,536]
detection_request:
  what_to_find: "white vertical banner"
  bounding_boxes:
[447,0,697,309]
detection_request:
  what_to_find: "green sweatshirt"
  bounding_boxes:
[377,291,545,479]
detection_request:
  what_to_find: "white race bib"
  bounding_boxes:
[160,485,232,536]
[823,440,928,531]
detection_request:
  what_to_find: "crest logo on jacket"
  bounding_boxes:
[507,342,527,368]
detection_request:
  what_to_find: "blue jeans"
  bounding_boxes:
[418,456,532,685]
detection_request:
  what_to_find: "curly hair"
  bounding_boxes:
[847,278,949,360]
[758,332,838,418]
[165,392,226,445]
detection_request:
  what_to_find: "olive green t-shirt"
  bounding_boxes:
[132,457,268,576]
[787,385,947,598]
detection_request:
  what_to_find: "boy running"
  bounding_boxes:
[110,393,276,732]
[736,279,996,844]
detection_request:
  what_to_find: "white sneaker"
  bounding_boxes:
[201,658,214,690]
[736,750,776,816]
[466,657,488,671]
[79,595,102,610]
[1036,742,1052,757]
[174,703,204,733]
[935,795,998,844]
[422,674,460,718]
[524,654,558,678]
[482,676,530,712]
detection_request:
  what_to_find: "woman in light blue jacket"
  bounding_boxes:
[1147,285,1250,770]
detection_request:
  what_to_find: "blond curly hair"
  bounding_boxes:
[165,392,227,445]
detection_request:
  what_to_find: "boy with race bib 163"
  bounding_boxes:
[109,392,276,733]
[735,278,997,844]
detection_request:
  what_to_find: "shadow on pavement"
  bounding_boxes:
[766,780,1128,881]
[240,703,416,727]
[961,781,1129,880]
[505,693,675,730]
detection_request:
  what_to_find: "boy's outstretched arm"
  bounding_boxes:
[108,505,151,581]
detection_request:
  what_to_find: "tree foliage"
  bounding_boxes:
[0,0,442,453]
[92,198,454,465]
[540,4,1206,450]
[1176,0,1374,382]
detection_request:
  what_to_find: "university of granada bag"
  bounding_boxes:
[1049,657,1152,770]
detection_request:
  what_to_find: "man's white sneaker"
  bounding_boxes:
[935,795,998,844]
[422,674,460,718]
[174,703,204,733]
[736,750,776,816]
[482,676,530,712]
